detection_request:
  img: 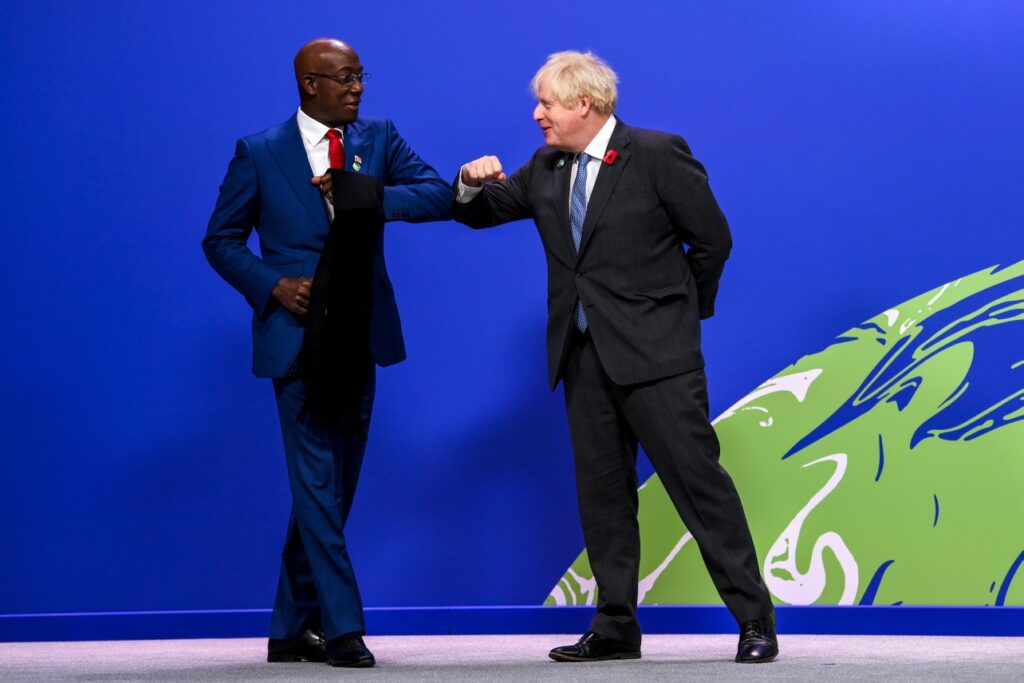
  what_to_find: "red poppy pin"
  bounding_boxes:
[603,149,618,165]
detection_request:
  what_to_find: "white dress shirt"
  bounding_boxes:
[566,114,617,211]
[296,107,344,220]
[456,115,618,211]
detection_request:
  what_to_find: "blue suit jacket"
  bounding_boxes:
[204,115,452,378]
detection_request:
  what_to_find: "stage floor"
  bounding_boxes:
[2,634,1022,681]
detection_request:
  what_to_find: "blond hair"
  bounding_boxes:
[530,51,618,114]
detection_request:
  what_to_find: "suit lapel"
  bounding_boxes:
[266,116,330,232]
[551,151,576,258]
[577,121,631,259]
[343,119,374,175]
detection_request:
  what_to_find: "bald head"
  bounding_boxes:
[294,39,355,81]
[294,38,364,127]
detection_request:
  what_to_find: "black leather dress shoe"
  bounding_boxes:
[549,632,641,662]
[326,634,376,668]
[267,627,327,663]
[735,613,779,663]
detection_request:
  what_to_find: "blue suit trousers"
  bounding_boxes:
[267,366,375,641]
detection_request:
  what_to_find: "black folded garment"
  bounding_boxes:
[289,170,384,435]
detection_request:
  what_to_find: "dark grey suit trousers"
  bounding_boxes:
[563,330,773,646]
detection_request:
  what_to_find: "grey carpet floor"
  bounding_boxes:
[1,634,1022,681]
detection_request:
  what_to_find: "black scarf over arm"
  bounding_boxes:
[289,169,385,435]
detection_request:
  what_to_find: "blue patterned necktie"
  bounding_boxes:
[570,152,590,331]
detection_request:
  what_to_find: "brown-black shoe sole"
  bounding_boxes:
[267,653,327,663]
[327,655,376,668]
[549,650,642,662]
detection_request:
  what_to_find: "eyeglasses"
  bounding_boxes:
[304,72,372,88]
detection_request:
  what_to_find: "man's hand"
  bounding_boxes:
[312,173,333,202]
[461,156,507,187]
[273,276,313,315]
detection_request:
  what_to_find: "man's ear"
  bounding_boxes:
[300,75,317,97]
[578,95,593,117]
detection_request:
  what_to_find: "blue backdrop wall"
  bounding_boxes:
[1,1,1022,622]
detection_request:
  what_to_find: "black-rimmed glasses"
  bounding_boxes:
[304,72,372,88]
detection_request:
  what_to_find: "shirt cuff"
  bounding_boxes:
[456,168,484,204]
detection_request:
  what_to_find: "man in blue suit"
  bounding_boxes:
[203,38,451,668]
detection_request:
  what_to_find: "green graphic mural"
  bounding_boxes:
[548,262,1024,607]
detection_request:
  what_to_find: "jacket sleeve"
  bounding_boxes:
[202,138,281,315]
[450,151,536,229]
[655,135,732,319]
[381,119,454,222]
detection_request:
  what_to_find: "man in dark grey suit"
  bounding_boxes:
[453,51,778,664]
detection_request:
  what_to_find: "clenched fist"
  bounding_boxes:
[461,156,507,187]
[273,276,313,316]
[312,172,333,202]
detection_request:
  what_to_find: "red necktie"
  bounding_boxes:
[326,129,344,170]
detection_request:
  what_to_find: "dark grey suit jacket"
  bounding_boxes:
[453,119,732,389]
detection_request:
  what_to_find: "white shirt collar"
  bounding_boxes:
[296,107,342,147]
[581,115,618,161]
